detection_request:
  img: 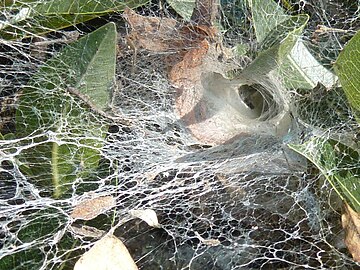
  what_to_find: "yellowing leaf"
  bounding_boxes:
[74,235,138,270]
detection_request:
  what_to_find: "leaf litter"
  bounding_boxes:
[71,195,116,220]
[342,203,360,262]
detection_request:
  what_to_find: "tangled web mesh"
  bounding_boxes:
[0,0,360,269]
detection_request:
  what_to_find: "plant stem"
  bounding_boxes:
[57,239,79,270]
[52,141,61,198]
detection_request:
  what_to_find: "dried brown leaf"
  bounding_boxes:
[123,8,178,52]
[342,203,360,262]
[169,39,210,88]
[191,0,219,26]
[122,8,229,145]
[70,224,105,238]
[123,8,216,53]
[71,195,116,220]
[171,40,237,144]
[194,231,221,246]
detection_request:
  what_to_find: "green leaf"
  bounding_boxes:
[334,30,360,112]
[289,137,360,213]
[0,0,149,39]
[248,0,288,43]
[260,15,308,52]
[167,0,195,20]
[0,250,44,270]
[2,133,15,140]
[233,43,248,57]
[16,22,117,198]
[34,0,142,14]
[277,41,337,89]
[230,14,308,79]
[0,206,68,269]
[241,0,336,89]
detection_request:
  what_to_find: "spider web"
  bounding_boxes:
[0,0,360,269]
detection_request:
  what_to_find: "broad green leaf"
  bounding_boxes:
[289,137,360,213]
[229,14,308,79]
[0,206,68,269]
[0,250,44,270]
[244,0,336,89]
[16,23,117,198]
[278,41,337,89]
[248,0,287,43]
[334,30,360,112]
[167,0,195,20]
[0,0,149,39]
[34,0,144,14]
[260,15,308,52]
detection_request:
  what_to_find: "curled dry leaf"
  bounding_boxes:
[129,209,160,228]
[123,8,215,53]
[171,42,243,144]
[70,224,105,238]
[71,195,116,220]
[168,39,210,88]
[194,231,221,246]
[74,235,138,270]
[123,8,178,52]
[123,7,245,145]
[341,203,360,262]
